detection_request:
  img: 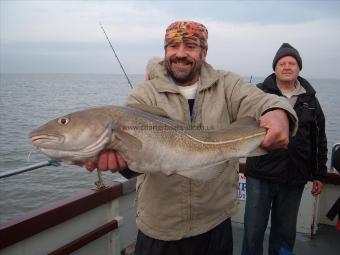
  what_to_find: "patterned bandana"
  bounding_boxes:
[164,20,208,49]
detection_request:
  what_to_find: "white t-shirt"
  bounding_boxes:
[176,82,198,99]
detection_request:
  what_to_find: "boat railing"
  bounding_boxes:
[0,176,138,255]
[1,144,340,254]
[0,160,61,179]
[1,143,339,180]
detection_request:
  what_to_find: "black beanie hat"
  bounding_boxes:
[272,43,302,70]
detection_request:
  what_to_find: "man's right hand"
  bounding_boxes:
[85,150,127,172]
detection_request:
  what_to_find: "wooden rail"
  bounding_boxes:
[0,181,123,249]
[48,220,118,255]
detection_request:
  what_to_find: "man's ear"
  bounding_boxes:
[202,47,208,60]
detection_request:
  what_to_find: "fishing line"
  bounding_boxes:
[99,23,134,89]
[27,150,33,161]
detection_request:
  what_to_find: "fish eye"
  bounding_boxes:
[57,117,70,125]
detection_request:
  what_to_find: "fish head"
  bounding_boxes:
[28,108,114,163]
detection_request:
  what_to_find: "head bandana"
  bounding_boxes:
[164,20,208,49]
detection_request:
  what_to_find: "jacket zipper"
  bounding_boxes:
[178,94,194,231]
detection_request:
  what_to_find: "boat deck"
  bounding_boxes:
[124,223,340,255]
[1,171,339,255]
[232,222,340,255]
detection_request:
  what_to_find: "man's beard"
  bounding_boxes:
[165,55,203,85]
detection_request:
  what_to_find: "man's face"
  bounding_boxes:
[275,56,300,83]
[165,40,207,86]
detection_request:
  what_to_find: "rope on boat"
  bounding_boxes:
[0,160,61,179]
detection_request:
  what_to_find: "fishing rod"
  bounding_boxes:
[0,160,61,179]
[249,75,253,83]
[99,23,133,89]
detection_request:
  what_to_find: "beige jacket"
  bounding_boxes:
[126,61,297,241]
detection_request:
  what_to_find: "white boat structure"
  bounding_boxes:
[0,144,339,255]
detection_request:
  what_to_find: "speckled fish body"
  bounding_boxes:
[29,105,266,180]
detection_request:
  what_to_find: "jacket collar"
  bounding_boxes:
[199,62,220,91]
[152,61,220,94]
[261,73,316,96]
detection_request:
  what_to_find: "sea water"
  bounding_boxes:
[0,73,339,224]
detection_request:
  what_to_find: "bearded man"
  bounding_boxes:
[85,21,298,255]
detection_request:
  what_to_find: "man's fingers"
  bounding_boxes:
[107,151,118,170]
[99,150,125,172]
[83,150,127,173]
[97,152,109,170]
[116,152,127,170]
[85,161,96,172]
[261,129,288,149]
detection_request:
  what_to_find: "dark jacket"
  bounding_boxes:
[246,74,328,185]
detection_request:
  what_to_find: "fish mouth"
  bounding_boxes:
[29,127,111,163]
[30,134,64,147]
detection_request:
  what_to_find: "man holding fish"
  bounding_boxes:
[30,20,297,255]
[84,20,299,255]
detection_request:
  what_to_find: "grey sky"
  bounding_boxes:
[1,1,340,78]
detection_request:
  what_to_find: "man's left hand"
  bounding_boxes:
[260,109,290,150]
[311,180,323,196]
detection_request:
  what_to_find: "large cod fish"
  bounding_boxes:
[29,105,267,182]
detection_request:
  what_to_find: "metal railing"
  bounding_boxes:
[0,160,61,179]
[1,143,339,179]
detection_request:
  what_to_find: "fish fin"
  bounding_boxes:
[246,147,267,157]
[176,160,228,181]
[185,117,266,143]
[127,103,170,118]
[115,131,142,151]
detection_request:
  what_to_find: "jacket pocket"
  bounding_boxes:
[297,102,315,124]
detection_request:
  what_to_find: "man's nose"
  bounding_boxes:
[283,63,291,69]
[175,44,187,57]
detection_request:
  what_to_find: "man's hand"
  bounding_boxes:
[85,150,127,172]
[260,109,290,150]
[311,180,323,196]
